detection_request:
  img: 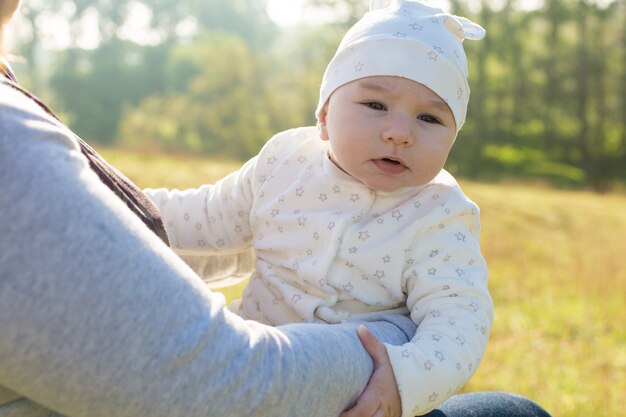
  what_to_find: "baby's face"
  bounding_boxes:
[318,76,457,192]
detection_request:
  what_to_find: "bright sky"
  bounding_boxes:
[9,0,614,51]
[266,0,545,26]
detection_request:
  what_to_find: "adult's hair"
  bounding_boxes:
[0,0,20,52]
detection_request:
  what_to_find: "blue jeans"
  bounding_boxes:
[423,392,552,417]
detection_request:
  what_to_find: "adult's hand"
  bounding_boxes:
[340,325,402,417]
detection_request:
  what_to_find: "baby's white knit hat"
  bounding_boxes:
[316,0,485,133]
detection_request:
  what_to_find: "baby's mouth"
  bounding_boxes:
[373,157,407,174]
[383,158,401,165]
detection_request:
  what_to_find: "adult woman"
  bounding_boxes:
[0,1,551,416]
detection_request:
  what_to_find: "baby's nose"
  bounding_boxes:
[383,116,414,146]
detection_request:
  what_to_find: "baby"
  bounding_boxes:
[146,1,493,416]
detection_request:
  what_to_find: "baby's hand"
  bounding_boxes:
[340,325,402,417]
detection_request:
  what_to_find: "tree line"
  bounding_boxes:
[10,0,626,191]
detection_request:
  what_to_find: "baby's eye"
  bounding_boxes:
[364,101,386,111]
[417,114,441,124]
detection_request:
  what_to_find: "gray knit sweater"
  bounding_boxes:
[0,80,415,417]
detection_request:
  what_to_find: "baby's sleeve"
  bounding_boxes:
[144,156,258,255]
[384,187,493,417]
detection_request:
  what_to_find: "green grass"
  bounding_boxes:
[102,147,626,417]
[461,182,626,417]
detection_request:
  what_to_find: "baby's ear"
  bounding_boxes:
[317,106,330,141]
[317,122,329,141]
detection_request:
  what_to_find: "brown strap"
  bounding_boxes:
[1,72,170,246]
[0,59,18,83]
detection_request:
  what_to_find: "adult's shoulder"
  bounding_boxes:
[0,80,80,155]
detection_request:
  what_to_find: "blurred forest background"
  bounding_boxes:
[4,2,626,415]
[6,0,625,192]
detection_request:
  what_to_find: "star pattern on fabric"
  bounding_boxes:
[154,129,491,417]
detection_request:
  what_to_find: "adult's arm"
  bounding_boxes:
[0,85,414,417]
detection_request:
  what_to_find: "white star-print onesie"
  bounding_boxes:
[145,127,493,417]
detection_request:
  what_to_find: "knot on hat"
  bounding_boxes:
[316,0,485,133]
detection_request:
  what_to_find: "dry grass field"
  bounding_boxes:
[103,148,626,417]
